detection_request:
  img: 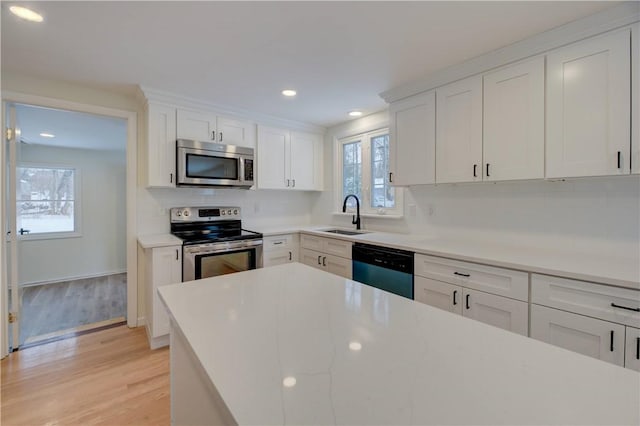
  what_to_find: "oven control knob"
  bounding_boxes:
[228,209,232,215]
[233,209,239,215]
[221,210,226,215]
[176,211,182,217]
[184,210,190,217]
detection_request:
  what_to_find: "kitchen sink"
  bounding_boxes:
[322,229,370,236]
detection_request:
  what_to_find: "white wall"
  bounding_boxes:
[312,112,640,262]
[17,145,126,285]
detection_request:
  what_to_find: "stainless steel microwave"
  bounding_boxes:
[176,139,255,188]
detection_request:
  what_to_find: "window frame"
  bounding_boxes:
[16,163,82,241]
[335,127,403,217]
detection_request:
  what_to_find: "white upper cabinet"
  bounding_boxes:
[389,91,436,186]
[177,108,255,148]
[146,102,177,188]
[632,24,639,174]
[483,57,545,181]
[546,29,631,178]
[436,75,483,183]
[257,126,323,191]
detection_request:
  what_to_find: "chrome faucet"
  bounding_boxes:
[342,194,361,230]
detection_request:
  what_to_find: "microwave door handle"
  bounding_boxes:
[239,157,245,184]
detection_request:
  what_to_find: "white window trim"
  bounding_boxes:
[16,163,82,241]
[334,127,403,217]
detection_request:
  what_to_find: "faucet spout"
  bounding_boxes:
[342,194,361,230]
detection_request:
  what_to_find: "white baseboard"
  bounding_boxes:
[137,316,146,326]
[19,269,127,288]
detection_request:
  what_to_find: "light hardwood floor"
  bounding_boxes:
[1,325,170,425]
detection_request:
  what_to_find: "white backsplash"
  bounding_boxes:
[137,186,317,235]
[313,175,640,261]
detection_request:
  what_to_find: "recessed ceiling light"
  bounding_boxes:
[282,376,297,387]
[281,89,297,97]
[39,132,55,138]
[349,111,363,117]
[10,6,43,23]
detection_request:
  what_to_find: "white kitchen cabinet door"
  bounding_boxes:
[150,246,182,339]
[625,326,640,372]
[436,75,483,184]
[257,125,289,189]
[176,109,217,142]
[632,23,639,174]
[389,91,436,186]
[531,304,625,366]
[546,29,631,178]
[324,254,352,279]
[483,57,544,181]
[462,288,528,336]
[146,103,177,188]
[414,276,463,315]
[290,131,322,190]
[217,116,255,149]
[300,248,324,270]
[263,249,297,267]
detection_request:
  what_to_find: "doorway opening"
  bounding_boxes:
[6,103,128,348]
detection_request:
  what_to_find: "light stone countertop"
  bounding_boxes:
[159,263,640,425]
[257,226,640,290]
[137,233,183,249]
[138,225,640,289]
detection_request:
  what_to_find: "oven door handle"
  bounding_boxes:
[183,239,264,255]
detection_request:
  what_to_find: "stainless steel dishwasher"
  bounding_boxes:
[352,243,414,299]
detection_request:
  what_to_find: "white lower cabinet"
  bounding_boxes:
[531,304,625,366]
[262,234,299,268]
[300,239,352,279]
[141,244,182,349]
[415,276,527,335]
[625,327,640,372]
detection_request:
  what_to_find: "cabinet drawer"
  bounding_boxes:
[301,234,324,251]
[414,276,462,315]
[531,304,625,366]
[264,234,298,251]
[414,254,528,301]
[531,274,640,328]
[323,238,352,259]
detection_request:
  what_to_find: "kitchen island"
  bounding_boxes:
[159,263,639,425]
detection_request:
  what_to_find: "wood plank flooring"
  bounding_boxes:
[18,273,127,345]
[1,325,170,425]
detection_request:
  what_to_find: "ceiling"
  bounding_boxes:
[1,1,618,128]
[15,104,127,151]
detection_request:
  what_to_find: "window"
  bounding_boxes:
[16,166,80,238]
[338,129,402,215]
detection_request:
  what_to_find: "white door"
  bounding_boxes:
[176,109,217,142]
[625,326,640,372]
[257,126,288,189]
[389,91,436,186]
[632,23,639,174]
[300,248,323,270]
[323,254,352,279]
[414,276,463,315]
[436,75,483,184]
[531,304,625,366]
[483,57,544,181]
[263,249,295,268]
[217,116,255,149]
[289,132,319,190]
[462,288,528,336]
[546,29,631,178]
[5,104,21,351]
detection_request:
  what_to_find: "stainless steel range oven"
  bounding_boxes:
[170,207,263,282]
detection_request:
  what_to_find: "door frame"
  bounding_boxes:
[1,92,138,356]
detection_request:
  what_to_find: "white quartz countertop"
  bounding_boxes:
[137,233,183,249]
[256,226,640,289]
[159,263,640,425]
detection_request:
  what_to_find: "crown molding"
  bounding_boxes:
[137,85,325,134]
[380,2,640,104]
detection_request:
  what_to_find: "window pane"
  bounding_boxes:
[370,134,395,209]
[342,141,362,208]
[16,167,76,234]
